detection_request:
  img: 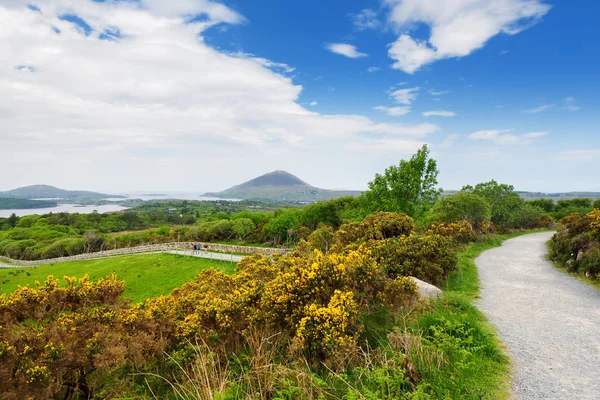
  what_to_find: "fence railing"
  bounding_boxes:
[0,242,292,267]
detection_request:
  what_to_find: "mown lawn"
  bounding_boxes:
[0,253,236,303]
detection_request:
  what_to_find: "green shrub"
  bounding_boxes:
[578,247,600,277]
[2,239,38,260]
[429,193,491,226]
[362,212,415,240]
[371,234,458,285]
[41,238,85,259]
[305,225,335,253]
[506,204,546,230]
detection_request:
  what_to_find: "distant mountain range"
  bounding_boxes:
[443,190,600,201]
[0,185,118,200]
[204,170,362,202]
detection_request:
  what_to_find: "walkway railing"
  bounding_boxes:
[0,242,292,268]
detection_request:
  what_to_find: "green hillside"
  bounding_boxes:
[0,198,58,210]
[0,184,119,200]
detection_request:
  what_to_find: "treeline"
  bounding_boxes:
[527,197,600,220]
[0,198,57,210]
[0,145,565,261]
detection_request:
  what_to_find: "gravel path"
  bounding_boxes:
[476,232,600,399]
[168,250,244,263]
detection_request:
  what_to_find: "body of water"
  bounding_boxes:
[0,192,241,218]
[0,204,129,218]
[119,192,241,202]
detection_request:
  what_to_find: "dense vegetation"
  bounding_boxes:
[0,211,513,399]
[1,146,556,262]
[0,145,563,399]
[549,207,600,282]
[0,198,57,210]
[528,197,599,221]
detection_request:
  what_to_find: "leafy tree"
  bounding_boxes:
[7,213,18,228]
[507,204,546,229]
[594,198,600,209]
[232,218,256,241]
[302,197,359,229]
[429,192,491,225]
[362,145,441,218]
[527,199,555,213]
[263,209,302,244]
[83,231,105,253]
[461,180,523,225]
[552,198,594,220]
[556,198,592,210]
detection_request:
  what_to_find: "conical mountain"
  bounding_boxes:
[205,170,361,202]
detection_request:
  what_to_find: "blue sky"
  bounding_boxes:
[0,0,598,193]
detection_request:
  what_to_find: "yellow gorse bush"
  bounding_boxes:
[426,221,475,244]
[588,209,600,235]
[0,211,462,398]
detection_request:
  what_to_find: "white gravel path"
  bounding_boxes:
[476,232,600,399]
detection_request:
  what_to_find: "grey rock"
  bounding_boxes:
[409,277,443,300]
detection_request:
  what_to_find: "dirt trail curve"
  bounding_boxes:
[476,232,600,399]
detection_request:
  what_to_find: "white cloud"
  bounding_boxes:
[351,8,380,31]
[440,134,460,148]
[523,131,549,139]
[384,0,551,73]
[388,35,438,74]
[470,130,549,145]
[309,101,318,106]
[325,43,367,58]
[367,66,381,72]
[429,90,451,96]
[0,1,437,190]
[563,97,581,111]
[524,104,554,114]
[558,150,600,161]
[389,87,420,105]
[373,106,411,116]
[229,52,295,73]
[423,110,456,117]
[346,137,432,153]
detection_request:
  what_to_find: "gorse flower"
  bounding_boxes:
[0,211,461,398]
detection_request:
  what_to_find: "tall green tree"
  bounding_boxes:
[363,145,441,217]
[527,199,555,213]
[7,213,18,228]
[594,198,600,209]
[461,180,523,225]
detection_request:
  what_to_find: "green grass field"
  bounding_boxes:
[0,253,236,303]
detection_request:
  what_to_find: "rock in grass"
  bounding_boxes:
[410,277,443,300]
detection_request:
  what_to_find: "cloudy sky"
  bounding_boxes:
[1,0,599,193]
